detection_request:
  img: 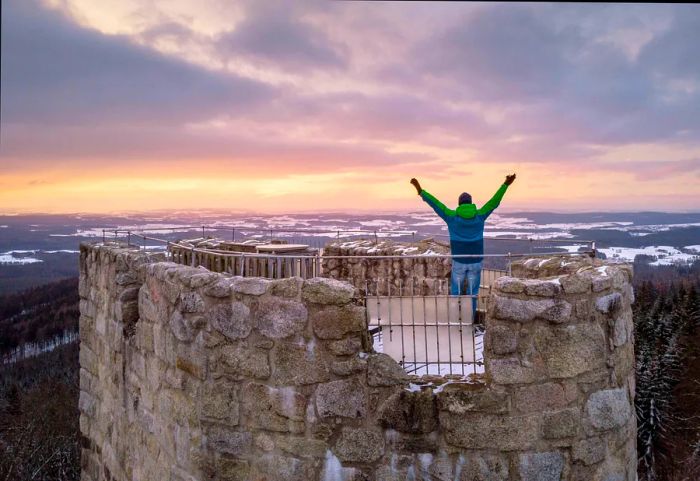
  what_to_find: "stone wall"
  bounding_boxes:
[80,243,636,481]
[322,239,453,295]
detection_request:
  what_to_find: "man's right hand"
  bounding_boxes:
[410,178,422,194]
[505,174,516,186]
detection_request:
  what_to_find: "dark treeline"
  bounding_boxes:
[0,277,79,352]
[634,259,700,481]
[0,343,80,481]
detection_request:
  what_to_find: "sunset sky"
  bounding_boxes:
[1,0,699,214]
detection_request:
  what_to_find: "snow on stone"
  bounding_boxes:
[685,245,700,253]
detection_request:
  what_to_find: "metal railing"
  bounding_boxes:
[365,278,488,376]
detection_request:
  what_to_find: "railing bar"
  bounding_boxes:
[399,279,405,366]
[440,279,452,376]
[411,279,417,375]
[388,280,393,343]
[422,283,431,375]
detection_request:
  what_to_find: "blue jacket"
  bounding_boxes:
[420,184,509,264]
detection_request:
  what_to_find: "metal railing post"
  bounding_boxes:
[127,232,131,247]
[507,252,512,276]
[232,228,235,241]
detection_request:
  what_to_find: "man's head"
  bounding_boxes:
[458,192,472,205]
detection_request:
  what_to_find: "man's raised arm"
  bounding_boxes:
[411,178,453,220]
[477,174,516,217]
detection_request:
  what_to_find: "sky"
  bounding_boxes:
[1,0,699,214]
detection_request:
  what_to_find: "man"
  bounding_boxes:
[410,174,516,318]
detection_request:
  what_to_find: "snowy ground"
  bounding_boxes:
[598,246,700,266]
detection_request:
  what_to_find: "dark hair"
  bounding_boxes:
[458,192,472,205]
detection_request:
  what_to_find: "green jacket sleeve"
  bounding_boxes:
[477,184,509,218]
[420,190,454,221]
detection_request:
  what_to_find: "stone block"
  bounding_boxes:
[162,279,181,305]
[585,388,631,431]
[441,412,539,451]
[79,391,96,417]
[612,310,632,347]
[595,293,622,314]
[436,385,509,414]
[492,295,571,323]
[487,357,537,385]
[255,297,308,339]
[572,437,606,465]
[561,273,592,294]
[327,337,363,356]
[534,323,606,378]
[331,357,367,376]
[377,389,438,434]
[518,451,565,481]
[202,380,239,425]
[311,305,366,340]
[272,342,330,385]
[513,382,577,413]
[204,278,233,298]
[302,278,355,305]
[116,271,138,286]
[189,271,218,288]
[543,408,580,438]
[219,343,270,380]
[241,383,306,433]
[255,433,275,452]
[216,457,250,481]
[179,292,205,313]
[493,276,525,294]
[488,325,518,355]
[252,454,314,481]
[232,277,270,296]
[276,436,328,458]
[461,453,510,481]
[211,301,252,340]
[270,277,303,298]
[524,278,563,297]
[367,353,410,386]
[169,310,195,342]
[592,271,613,292]
[119,286,140,302]
[206,428,251,456]
[333,427,384,463]
[316,378,367,418]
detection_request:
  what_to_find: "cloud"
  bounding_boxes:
[417,5,579,102]
[0,0,272,126]
[1,0,699,213]
[215,2,348,71]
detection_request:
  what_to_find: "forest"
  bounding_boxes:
[0,259,698,480]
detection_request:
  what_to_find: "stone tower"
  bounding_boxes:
[79,243,635,481]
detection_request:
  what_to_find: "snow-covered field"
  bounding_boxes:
[598,246,700,266]
[1,211,699,271]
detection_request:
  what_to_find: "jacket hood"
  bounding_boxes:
[455,203,477,219]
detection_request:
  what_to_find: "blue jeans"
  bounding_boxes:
[451,261,482,318]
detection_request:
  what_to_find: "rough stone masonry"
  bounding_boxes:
[79,243,636,481]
